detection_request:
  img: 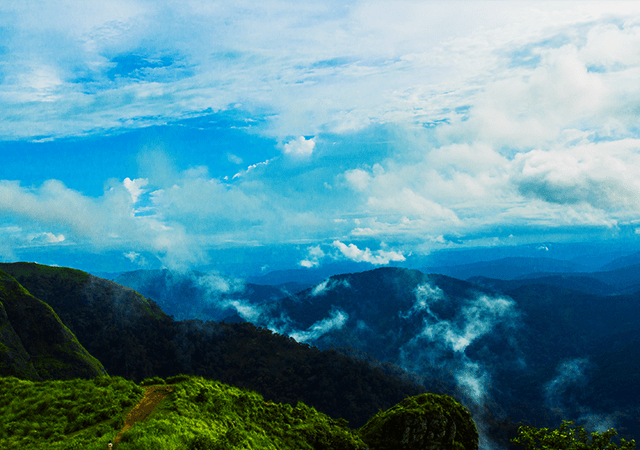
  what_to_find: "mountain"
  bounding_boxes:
[599,251,640,271]
[471,261,640,296]
[246,262,372,286]
[423,256,589,280]
[240,266,640,444]
[113,269,307,322]
[0,262,426,429]
[0,269,105,380]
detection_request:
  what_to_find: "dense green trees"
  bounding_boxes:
[512,421,636,450]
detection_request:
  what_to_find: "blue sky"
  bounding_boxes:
[2,1,640,273]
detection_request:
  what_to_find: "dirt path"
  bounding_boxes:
[114,385,173,447]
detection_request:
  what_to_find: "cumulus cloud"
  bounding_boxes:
[333,240,405,265]
[123,177,149,204]
[511,140,640,211]
[283,136,315,157]
[0,178,207,270]
[299,245,325,268]
[4,3,640,268]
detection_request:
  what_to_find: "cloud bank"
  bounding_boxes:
[3,2,640,270]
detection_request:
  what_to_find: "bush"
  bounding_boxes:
[140,376,166,386]
[512,421,636,450]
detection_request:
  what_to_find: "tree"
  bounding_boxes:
[512,421,635,450]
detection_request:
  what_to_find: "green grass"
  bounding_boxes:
[116,376,365,450]
[0,376,143,450]
[0,375,367,450]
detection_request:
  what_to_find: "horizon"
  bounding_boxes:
[3,1,640,275]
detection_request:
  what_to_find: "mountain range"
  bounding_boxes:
[3,254,640,448]
[0,262,425,430]
[110,255,640,447]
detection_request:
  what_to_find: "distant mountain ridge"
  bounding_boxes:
[471,261,640,296]
[423,256,589,280]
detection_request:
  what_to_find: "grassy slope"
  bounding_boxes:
[0,376,143,450]
[0,375,367,450]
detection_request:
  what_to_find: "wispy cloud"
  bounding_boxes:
[400,284,519,405]
[289,308,349,343]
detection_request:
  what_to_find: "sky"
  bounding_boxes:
[2,1,640,274]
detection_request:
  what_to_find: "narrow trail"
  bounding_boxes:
[113,385,173,447]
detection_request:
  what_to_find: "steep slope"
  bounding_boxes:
[0,262,425,428]
[0,292,38,379]
[0,270,105,380]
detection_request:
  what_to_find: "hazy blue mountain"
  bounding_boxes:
[599,251,640,271]
[239,267,640,443]
[423,257,589,280]
[246,261,383,286]
[114,269,309,322]
[495,262,640,295]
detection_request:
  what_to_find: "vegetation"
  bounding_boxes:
[512,421,636,450]
[359,393,478,450]
[0,376,143,449]
[0,270,106,380]
[0,374,370,450]
[119,376,366,450]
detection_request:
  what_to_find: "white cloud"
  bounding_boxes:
[299,259,317,268]
[311,278,350,297]
[29,232,66,244]
[299,244,325,268]
[289,308,349,343]
[511,139,640,211]
[332,240,405,265]
[4,3,640,266]
[123,177,149,204]
[283,136,315,157]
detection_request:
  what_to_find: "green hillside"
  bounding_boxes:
[0,270,106,380]
[0,375,476,450]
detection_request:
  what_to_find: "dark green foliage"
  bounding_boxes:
[0,375,143,449]
[512,421,636,450]
[0,270,105,380]
[359,393,478,450]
